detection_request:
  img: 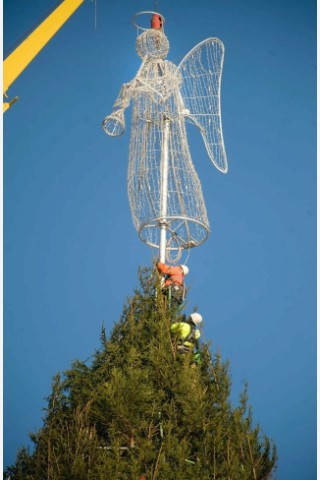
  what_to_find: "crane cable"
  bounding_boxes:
[89,0,98,29]
[92,0,97,29]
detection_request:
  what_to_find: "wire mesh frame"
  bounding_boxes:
[178,37,228,173]
[132,11,166,34]
[138,215,210,251]
[127,85,210,255]
[102,23,228,263]
[135,29,169,60]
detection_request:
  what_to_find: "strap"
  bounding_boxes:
[184,324,196,343]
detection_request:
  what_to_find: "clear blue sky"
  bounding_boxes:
[3,0,316,478]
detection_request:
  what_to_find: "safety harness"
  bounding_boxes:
[176,321,197,352]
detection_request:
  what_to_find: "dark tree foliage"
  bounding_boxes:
[4,268,277,479]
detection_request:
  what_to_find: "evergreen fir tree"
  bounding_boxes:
[4,268,277,479]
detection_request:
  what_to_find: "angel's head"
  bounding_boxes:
[136,29,169,60]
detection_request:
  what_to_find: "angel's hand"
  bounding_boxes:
[102,108,126,136]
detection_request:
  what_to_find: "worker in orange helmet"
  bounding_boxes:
[156,262,189,305]
[151,13,163,30]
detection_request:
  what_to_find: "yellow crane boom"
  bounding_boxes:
[3,0,85,112]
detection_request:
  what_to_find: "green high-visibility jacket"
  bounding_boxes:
[171,322,200,348]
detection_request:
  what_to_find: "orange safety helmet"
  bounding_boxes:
[151,14,163,30]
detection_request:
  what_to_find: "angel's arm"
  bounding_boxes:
[102,81,133,137]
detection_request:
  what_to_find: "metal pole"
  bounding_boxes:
[159,117,170,263]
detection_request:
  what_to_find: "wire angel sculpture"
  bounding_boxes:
[102,12,227,263]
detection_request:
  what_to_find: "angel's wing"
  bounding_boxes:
[178,38,228,173]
